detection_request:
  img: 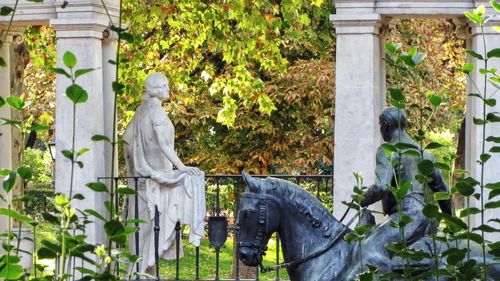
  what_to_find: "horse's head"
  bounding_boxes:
[237,171,280,267]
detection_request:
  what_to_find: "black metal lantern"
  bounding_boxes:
[208,216,228,250]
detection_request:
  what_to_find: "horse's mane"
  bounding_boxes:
[263,177,339,238]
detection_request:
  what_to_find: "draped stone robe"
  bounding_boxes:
[123,96,206,272]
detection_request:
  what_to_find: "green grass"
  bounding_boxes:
[35,223,290,280]
[160,235,289,280]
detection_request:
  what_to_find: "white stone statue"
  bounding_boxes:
[123,72,206,274]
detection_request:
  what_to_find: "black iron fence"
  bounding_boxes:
[98,174,334,281]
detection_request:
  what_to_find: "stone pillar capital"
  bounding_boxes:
[50,0,119,39]
[50,18,110,39]
[330,14,382,35]
[0,27,25,45]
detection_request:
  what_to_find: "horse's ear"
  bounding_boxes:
[242,170,261,193]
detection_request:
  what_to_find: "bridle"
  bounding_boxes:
[237,193,273,265]
[237,192,361,273]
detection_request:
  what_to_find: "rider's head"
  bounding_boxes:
[379,107,407,142]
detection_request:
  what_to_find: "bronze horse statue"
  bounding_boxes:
[237,172,499,281]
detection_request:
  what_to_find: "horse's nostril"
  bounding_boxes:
[238,247,258,266]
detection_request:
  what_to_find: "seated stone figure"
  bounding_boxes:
[343,107,451,279]
[123,72,206,274]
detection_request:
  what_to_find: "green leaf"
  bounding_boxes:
[460,207,481,218]
[425,142,444,150]
[63,51,77,68]
[385,43,400,53]
[485,200,500,209]
[412,52,426,65]
[61,149,74,160]
[487,48,500,59]
[466,50,485,60]
[492,0,500,12]
[37,247,57,259]
[84,209,106,221]
[485,98,497,107]
[0,6,13,16]
[0,208,33,223]
[395,180,411,200]
[86,182,108,193]
[486,136,500,143]
[442,213,467,230]
[75,68,96,78]
[486,182,500,189]
[27,124,49,131]
[489,189,500,200]
[389,88,404,102]
[480,153,491,164]
[487,112,500,122]
[0,57,5,67]
[16,166,32,180]
[77,148,89,157]
[400,55,416,67]
[422,204,440,219]
[418,159,434,175]
[91,134,111,142]
[434,162,450,171]
[408,46,418,56]
[76,161,84,168]
[112,81,125,93]
[395,142,419,151]
[0,118,22,128]
[490,146,500,153]
[473,117,487,125]
[66,84,88,104]
[104,219,125,237]
[403,150,421,157]
[0,263,24,279]
[428,93,441,107]
[461,63,474,74]
[120,32,135,43]
[116,187,137,195]
[0,96,4,108]
[51,67,71,78]
[473,224,500,232]
[464,11,483,25]
[6,96,25,110]
[434,192,451,201]
[443,248,467,266]
[2,171,16,193]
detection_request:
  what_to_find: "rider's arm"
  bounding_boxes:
[429,169,452,215]
[361,147,393,207]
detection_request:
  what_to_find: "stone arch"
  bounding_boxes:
[330,0,498,240]
[0,0,119,244]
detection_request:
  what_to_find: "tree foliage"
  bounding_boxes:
[385,19,467,134]
[118,0,336,173]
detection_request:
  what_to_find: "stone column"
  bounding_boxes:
[466,19,500,241]
[50,0,119,244]
[0,29,25,232]
[330,14,385,221]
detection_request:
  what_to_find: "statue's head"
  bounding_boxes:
[144,72,170,100]
[379,107,407,141]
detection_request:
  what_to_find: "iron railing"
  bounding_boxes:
[97,174,334,281]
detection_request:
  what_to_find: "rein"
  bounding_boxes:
[259,209,362,273]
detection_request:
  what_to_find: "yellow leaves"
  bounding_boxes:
[311,0,325,8]
[39,112,53,125]
[257,94,277,116]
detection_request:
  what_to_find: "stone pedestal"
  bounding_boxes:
[466,21,500,242]
[330,13,385,222]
